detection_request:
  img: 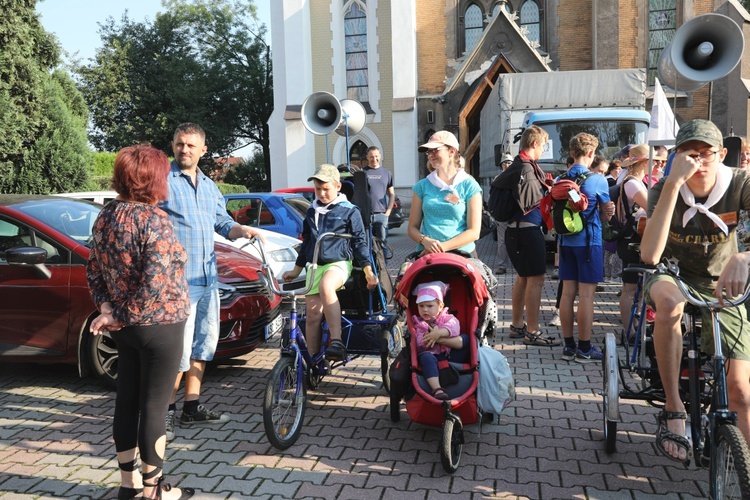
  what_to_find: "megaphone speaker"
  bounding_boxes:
[301,92,342,135]
[658,13,744,92]
[335,99,367,136]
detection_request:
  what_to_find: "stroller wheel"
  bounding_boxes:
[440,416,464,473]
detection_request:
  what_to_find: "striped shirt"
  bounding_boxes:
[160,162,236,286]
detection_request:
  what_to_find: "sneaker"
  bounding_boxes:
[562,345,577,361]
[495,266,507,275]
[165,409,175,440]
[575,346,604,364]
[548,310,561,326]
[596,285,605,292]
[180,405,230,425]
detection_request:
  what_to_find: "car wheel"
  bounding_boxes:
[87,329,118,390]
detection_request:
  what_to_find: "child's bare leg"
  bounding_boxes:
[305,294,323,354]
[319,270,345,341]
[425,377,441,391]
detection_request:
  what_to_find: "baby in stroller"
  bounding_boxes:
[412,281,463,400]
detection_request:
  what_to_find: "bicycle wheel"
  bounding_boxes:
[440,417,463,473]
[602,332,619,454]
[711,424,750,499]
[263,356,307,450]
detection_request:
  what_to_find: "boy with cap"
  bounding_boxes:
[282,164,379,360]
[411,281,461,400]
[641,119,750,464]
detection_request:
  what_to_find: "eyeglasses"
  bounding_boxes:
[425,147,445,156]
[688,150,719,163]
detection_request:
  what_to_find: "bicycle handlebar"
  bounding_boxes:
[241,232,352,299]
[656,262,750,310]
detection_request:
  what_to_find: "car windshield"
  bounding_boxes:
[14,198,101,247]
[284,197,311,217]
[536,120,649,170]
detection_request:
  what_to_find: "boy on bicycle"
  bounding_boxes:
[282,164,379,360]
[641,119,750,464]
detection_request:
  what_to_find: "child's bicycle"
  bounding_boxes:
[602,260,750,499]
[248,232,401,450]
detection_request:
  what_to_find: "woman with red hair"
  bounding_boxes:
[87,144,195,499]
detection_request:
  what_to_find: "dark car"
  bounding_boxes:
[273,186,404,229]
[0,195,283,388]
[224,193,310,240]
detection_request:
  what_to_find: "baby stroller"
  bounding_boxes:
[390,252,493,472]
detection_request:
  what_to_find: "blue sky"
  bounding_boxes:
[37,0,271,63]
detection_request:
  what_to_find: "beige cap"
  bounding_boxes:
[418,130,459,152]
[307,164,340,183]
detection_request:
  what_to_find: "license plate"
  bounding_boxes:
[265,314,283,340]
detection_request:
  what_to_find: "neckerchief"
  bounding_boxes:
[426,169,470,194]
[680,164,732,235]
[312,193,348,227]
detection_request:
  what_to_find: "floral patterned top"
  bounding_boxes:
[87,200,190,327]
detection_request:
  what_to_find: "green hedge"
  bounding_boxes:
[217,183,249,195]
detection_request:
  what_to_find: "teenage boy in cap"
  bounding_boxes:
[641,119,750,464]
[282,164,379,360]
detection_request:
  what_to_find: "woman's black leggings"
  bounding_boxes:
[111,322,185,468]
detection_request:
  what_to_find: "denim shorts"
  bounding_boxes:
[180,282,220,372]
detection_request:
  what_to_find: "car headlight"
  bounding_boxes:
[268,247,297,262]
[217,282,237,302]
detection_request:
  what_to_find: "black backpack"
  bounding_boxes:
[602,176,638,242]
[488,186,518,222]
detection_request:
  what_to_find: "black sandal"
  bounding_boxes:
[523,331,561,347]
[325,339,347,361]
[508,324,527,339]
[117,458,142,500]
[142,473,195,500]
[655,409,691,466]
[431,387,450,401]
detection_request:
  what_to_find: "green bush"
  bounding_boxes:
[217,183,249,195]
[92,152,117,177]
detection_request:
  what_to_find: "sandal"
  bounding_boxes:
[325,339,347,361]
[523,331,561,347]
[655,409,691,466]
[142,475,195,500]
[509,324,528,339]
[117,458,142,500]
[431,387,450,401]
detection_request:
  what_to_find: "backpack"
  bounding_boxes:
[488,186,519,223]
[479,203,498,239]
[602,176,638,242]
[541,171,592,235]
[388,341,413,401]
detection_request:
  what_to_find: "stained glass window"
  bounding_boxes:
[520,1,540,45]
[345,2,369,103]
[648,0,676,86]
[464,4,483,54]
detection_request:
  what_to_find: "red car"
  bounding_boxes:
[0,195,283,388]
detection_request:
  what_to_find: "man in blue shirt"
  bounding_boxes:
[558,133,615,363]
[161,123,263,439]
[364,146,394,242]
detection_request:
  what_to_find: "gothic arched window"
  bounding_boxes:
[345,2,369,103]
[520,0,540,45]
[464,4,484,54]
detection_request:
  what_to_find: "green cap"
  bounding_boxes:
[308,164,340,183]
[675,119,723,149]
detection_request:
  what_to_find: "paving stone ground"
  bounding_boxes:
[0,225,710,499]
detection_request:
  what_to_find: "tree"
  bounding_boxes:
[0,0,91,194]
[222,151,269,192]
[78,0,273,180]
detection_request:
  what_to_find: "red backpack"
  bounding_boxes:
[540,172,591,234]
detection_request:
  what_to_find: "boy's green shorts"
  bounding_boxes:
[644,273,750,361]
[305,261,352,296]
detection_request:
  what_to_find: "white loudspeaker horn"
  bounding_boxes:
[301,91,342,135]
[658,13,744,92]
[335,99,367,136]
